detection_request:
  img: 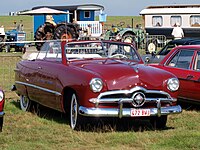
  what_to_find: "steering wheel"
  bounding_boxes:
[110,54,128,59]
[117,22,125,27]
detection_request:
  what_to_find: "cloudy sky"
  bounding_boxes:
[1,0,200,16]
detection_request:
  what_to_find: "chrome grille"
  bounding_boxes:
[89,86,176,107]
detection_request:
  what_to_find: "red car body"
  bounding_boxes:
[14,40,181,130]
[0,89,5,132]
[151,45,200,103]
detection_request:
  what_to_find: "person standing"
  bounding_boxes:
[45,15,56,26]
[86,24,92,40]
[171,23,184,39]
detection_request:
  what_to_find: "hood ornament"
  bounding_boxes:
[132,92,145,107]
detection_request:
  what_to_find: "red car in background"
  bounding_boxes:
[151,45,200,104]
[14,40,181,130]
[0,89,5,132]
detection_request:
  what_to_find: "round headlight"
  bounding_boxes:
[167,78,179,92]
[0,91,4,102]
[90,78,103,93]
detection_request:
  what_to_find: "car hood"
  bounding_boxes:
[74,59,174,90]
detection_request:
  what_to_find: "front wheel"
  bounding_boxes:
[69,93,82,130]
[150,115,167,129]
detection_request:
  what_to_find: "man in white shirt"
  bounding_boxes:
[171,23,184,39]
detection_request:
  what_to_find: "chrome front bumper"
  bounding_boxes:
[79,86,182,118]
[79,105,182,118]
[0,111,5,117]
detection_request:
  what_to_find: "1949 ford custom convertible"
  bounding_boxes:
[14,40,182,130]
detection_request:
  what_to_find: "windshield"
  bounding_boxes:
[35,41,62,61]
[34,41,141,63]
[65,41,140,61]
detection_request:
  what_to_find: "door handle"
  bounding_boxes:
[186,75,194,80]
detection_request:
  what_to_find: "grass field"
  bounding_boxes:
[0,16,199,150]
[0,16,143,41]
[1,93,200,150]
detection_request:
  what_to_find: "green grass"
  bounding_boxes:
[0,16,143,41]
[1,94,200,150]
[106,16,143,27]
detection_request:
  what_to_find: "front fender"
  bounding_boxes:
[58,66,108,106]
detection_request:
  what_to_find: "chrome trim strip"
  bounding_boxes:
[79,105,182,117]
[0,111,5,117]
[15,81,62,96]
[89,98,177,104]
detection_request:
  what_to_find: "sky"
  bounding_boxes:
[1,0,200,16]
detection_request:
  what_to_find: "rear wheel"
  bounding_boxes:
[54,25,74,40]
[150,115,167,129]
[34,24,54,50]
[34,25,46,50]
[20,95,32,112]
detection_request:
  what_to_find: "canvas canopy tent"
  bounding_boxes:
[18,7,71,15]
[18,7,72,34]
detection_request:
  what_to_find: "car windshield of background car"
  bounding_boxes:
[158,44,178,55]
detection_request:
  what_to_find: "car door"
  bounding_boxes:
[162,48,197,101]
[189,50,200,102]
[37,61,60,110]
[36,43,63,111]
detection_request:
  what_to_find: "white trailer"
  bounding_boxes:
[140,4,200,38]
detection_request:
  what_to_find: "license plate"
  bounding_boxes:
[131,109,151,117]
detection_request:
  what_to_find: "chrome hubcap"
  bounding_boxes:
[71,94,77,129]
[20,95,29,111]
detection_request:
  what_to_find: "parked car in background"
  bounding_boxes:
[14,40,181,130]
[142,38,200,64]
[0,89,5,132]
[151,45,200,104]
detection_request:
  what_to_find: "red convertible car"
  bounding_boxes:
[151,45,200,104]
[0,89,5,132]
[14,40,181,130]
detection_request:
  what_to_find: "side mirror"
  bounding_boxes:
[145,57,150,64]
